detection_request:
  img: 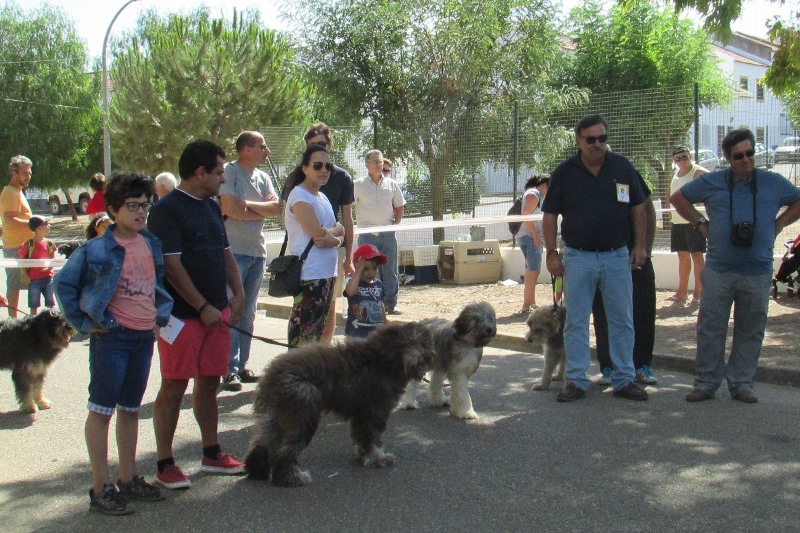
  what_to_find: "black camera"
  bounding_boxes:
[731,221,754,247]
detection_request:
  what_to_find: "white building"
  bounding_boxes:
[693,32,796,154]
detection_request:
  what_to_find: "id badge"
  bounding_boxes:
[616,183,630,203]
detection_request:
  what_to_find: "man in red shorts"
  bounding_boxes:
[147,140,245,489]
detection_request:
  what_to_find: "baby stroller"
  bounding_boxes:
[772,233,800,298]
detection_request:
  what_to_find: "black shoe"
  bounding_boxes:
[556,382,587,402]
[732,390,758,403]
[613,382,648,401]
[89,484,133,515]
[237,368,259,383]
[685,388,713,402]
[221,373,242,392]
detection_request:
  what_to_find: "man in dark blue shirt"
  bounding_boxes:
[543,114,648,402]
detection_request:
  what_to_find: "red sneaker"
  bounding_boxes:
[155,464,191,490]
[200,451,245,475]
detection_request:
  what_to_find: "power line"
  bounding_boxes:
[0,59,65,65]
[0,97,92,110]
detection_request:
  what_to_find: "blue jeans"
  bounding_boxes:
[694,267,771,396]
[562,247,635,390]
[88,327,155,414]
[227,253,265,375]
[358,232,399,309]
[28,277,55,309]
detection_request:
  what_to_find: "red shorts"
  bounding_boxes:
[157,307,231,380]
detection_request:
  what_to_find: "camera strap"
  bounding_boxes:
[728,168,757,229]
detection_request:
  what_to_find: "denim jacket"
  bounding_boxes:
[55,226,173,333]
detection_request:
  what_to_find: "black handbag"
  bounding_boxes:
[267,234,314,297]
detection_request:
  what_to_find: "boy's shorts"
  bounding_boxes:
[27,277,55,308]
[88,327,156,415]
[157,306,231,380]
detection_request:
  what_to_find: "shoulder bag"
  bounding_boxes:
[267,234,314,297]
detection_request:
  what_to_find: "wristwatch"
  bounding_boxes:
[695,216,708,228]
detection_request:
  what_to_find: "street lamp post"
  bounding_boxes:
[102,0,141,178]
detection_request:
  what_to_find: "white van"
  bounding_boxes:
[26,187,92,215]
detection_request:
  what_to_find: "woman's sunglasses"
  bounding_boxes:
[311,161,334,171]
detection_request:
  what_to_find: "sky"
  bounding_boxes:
[5,0,792,62]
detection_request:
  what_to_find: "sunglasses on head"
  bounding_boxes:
[311,161,334,171]
[731,149,755,161]
[582,134,608,145]
[674,155,690,162]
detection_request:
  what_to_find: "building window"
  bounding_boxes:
[756,127,765,144]
[756,83,765,102]
[740,76,749,91]
[717,125,726,154]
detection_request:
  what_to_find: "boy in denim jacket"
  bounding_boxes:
[55,173,173,515]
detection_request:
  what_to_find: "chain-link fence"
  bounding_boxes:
[261,84,800,250]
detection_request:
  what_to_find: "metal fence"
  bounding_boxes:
[261,84,800,249]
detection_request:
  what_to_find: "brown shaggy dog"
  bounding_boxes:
[525,305,566,390]
[0,310,75,413]
[398,301,497,419]
[244,321,435,487]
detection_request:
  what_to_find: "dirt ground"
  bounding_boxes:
[391,279,800,369]
[47,216,800,368]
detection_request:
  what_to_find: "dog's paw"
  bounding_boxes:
[429,394,449,407]
[397,399,418,410]
[362,450,396,468]
[19,402,38,414]
[452,409,479,420]
[273,468,312,487]
[36,398,53,410]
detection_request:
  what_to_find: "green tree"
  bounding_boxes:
[288,0,583,242]
[563,1,730,193]
[0,2,102,215]
[109,8,311,175]
[621,0,800,96]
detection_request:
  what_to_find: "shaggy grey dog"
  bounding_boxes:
[244,321,434,487]
[525,305,566,390]
[398,301,496,419]
[0,310,75,413]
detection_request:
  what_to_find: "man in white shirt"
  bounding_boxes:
[353,150,405,314]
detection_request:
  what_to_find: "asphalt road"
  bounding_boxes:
[2,313,800,532]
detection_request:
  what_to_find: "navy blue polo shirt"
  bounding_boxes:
[543,151,645,250]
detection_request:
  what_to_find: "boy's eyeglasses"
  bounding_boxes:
[125,201,153,212]
[311,162,334,171]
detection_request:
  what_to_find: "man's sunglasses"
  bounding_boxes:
[311,161,334,171]
[731,149,755,161]
[582,134,609,145]
[673,155,690,162]
[382,168,391,175]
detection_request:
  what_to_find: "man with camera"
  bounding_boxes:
[670,128,800,403]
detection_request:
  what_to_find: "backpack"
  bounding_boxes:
[507,197,523,236]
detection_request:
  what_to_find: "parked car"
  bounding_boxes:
[774,136,800,164]
[25,187,92,215]
[695,149,720,171]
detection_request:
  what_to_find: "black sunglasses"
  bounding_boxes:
[582,134,609,145]
[314,140,328,148]
[674,155,690,162]
[311,161,334,171]
[732,149,755,161]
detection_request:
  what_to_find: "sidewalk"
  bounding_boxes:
[257,284,800,388]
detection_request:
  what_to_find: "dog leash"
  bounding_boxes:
[223,321,290,348]
[551,275,564,308]
[1,305,33,317]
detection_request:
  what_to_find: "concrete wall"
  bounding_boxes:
[268,241,786,291]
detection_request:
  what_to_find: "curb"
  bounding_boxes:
[257,301,800,388]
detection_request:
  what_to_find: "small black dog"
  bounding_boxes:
[57,241,82,259]
[0,310,75,413]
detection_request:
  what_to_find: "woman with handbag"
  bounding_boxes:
[284,144,345,346]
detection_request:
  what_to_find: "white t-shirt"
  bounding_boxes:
[285,185,338,281]
[670,163,706,224]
